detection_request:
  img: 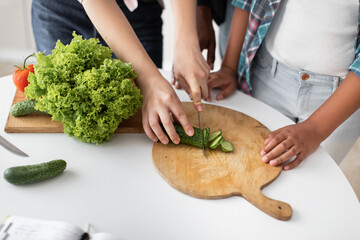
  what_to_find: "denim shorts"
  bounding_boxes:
[31,0,163,68]
[250,44,360,164]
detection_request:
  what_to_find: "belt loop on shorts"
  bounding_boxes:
[271,58,278,77]
[332,76,340,94]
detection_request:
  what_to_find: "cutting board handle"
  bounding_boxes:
[244,190,293,221]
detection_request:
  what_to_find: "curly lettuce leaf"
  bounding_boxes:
[26,32,143,144]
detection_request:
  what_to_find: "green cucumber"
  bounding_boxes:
[209,135,224,150]
[220,141,234,152]
[209,130,222,142]
[10,100,45,117]
[162,122,210,148]
[203,127,210,147]
[4,159,67,185]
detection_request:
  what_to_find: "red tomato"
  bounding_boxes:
[12,54,35,92]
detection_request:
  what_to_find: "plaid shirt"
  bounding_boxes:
[232,0,360,94]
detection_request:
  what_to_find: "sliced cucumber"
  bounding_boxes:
[161,123,234,152]
[209,135,224,150]
[209,130,222,142]
[202,127,210,147]
[220,141,234,152]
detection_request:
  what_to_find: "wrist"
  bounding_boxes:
[135,72,164,95]
[174,36,200,58]
[220,64,237,78]
[302,117,330,143]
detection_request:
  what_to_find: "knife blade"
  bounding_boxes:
[197,111,205,156]
[0,135,29,157]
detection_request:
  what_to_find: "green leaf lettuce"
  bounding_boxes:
[25,32,144,144]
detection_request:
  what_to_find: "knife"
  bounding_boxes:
[197,111,205,156]
[0,135,29,157]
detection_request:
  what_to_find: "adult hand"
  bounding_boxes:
[172,5,215,91]
[261,121,323,170]
[172,38,210,111]
[197,5,216,70]
[207,66,237,101]
[141,76,194,144]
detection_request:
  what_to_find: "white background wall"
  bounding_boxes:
[0,0,35,63]
[0,0,220,70]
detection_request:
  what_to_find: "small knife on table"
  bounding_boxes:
[197,111,206,156]
[0,135,29,157]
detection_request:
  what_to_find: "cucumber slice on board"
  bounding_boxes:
[203,127,210,147]
[209,130,222,142]
[221,141,234,152]
[209,135,224,150]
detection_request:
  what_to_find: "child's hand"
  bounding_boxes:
[207,66,238,101]
[261,121,323,170]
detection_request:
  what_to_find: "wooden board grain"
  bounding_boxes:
[4,90,144,133]
[152,103,292,221]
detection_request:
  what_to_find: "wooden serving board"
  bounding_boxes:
[4,90,144,133]
[152,102,292,221]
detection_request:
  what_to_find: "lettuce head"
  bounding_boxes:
[25,32,144,144]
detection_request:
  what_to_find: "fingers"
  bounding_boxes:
[172,48,210,111]
[283,153,306,171]
[216,82,237,100]
[142,116,158,143]
[262,131,286,154]
[171,104,194,137]
[267,146,298,166]
[259,122,321,170]
[158,111,180,144]
[260,129,304,170]
[261,132,292,162]
[175,81,182,89]
[148,114,169,145]
[207,75,223,90]
[187,76,207,111]
[207,73,237,101]
[143,107,194,145]
[142,85,195,145]
[175,75,190,93]
[143,111,169,144]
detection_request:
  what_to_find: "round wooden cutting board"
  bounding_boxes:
[152,102,292,221]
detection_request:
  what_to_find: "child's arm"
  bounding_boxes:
[207,7,249,101]
[171,0,211,111]
[82,0,194,144]
[262,71,360,170]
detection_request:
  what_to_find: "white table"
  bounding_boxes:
[0,71,359,240]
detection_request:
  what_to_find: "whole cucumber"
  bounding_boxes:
[4,159,67,185]
[10,100,45,117]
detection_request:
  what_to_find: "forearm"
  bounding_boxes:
[306,71,360,140]
[171,0,199,47]
[222,7,249,72]
[82,0,161,92]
